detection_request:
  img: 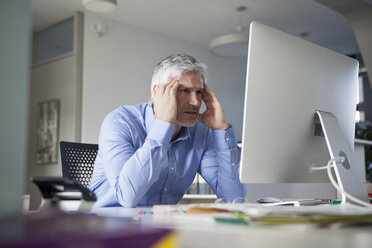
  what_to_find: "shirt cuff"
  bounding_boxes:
[212,126,237,151]
[147,119,175,145]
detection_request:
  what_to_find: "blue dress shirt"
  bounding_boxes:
[89,103,246,208]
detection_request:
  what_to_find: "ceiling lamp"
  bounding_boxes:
[82,0,117,13]
[210,6,249,57]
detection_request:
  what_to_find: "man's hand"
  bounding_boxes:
[153,78,179,124]
[197,83,230,130]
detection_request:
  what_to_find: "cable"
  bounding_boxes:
[326,157,372,207]
[309,164,334,172]
[311,157,372,207]
[310,158,346,203]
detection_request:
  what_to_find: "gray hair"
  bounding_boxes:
[150,54,207,103]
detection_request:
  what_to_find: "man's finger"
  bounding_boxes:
[201,93,210,105]
[202,90,213,105]
[203,82,217,98]
[159,78,173,95]
[164,78,177,95]
[202,83,212,100]
[158,84,166,95]
[203,82,211,93]
[154,85,161,96]
[170,80,179,96]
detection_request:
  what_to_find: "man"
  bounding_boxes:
[89,54,246,208]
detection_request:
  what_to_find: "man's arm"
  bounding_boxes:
[197,83,246,202]
[196,82,230,130]
[99,79,179,207]
[199,127,246,202]
[99,114,174,207]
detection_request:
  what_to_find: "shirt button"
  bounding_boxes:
[170,167,175,171]
[226,137,230,141]
[232,163,235,167]
[164,188,168,192]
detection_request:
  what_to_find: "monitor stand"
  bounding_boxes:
[315,110,368,204]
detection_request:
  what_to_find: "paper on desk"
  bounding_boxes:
[154,203,372,224]
[214,203,372,224]
[154,203,372,216]
[240,203,372,217]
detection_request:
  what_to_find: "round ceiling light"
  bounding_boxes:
[209,33,249,57]
[210,6,249,57]
[82,0,117,13]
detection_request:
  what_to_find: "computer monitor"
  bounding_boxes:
[240,22,368,203]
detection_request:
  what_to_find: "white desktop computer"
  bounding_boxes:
[240,22,368,204]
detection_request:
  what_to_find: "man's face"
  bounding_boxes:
[175,71,203,127]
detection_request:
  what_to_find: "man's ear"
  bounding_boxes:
[152,84,157,95]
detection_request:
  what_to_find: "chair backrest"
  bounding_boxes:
[60,141,98,188]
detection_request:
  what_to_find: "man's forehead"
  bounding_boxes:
[178,71,204,87]
[178,78,204,89]
[178,82,204,90]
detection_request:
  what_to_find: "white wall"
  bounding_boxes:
[27,55,81,210]
[82,14,247,143]
[0,0,30,215]
[26,13,84,210]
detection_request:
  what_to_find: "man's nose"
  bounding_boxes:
[189,92,200,106]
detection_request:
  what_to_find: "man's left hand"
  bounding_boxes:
[197,83,230,130]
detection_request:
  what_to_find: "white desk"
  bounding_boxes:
[92,204,372,248]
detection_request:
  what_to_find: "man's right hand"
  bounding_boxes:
[153,78,179,124]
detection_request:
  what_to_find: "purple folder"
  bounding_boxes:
[0,208,175,248]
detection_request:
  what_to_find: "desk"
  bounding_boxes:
[92,204,372,248]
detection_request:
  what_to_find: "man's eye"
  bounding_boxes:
[182,89,189,93]
[196,90,202,95]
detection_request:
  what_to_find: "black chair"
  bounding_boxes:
[60,141,98,188]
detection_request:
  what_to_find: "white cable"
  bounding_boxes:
[309,163,334,171]
[326,157,346,204]
[310,157,371,207]
[310,159,346,203]
[325,157,372,208]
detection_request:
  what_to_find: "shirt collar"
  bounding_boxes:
[145,103,192,143]
[173,125,191,143]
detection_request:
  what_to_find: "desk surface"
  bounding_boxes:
[91,203,372,248]
[3,203,372,247]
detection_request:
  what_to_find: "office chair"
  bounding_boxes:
[60,141,98,188]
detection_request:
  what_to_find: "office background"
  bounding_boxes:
[1,0,372,213]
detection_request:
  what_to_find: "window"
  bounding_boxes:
[34,17,74,64]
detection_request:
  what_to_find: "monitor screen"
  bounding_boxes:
[240,22,367,202]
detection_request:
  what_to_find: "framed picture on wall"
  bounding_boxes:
[36,99,60,165]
